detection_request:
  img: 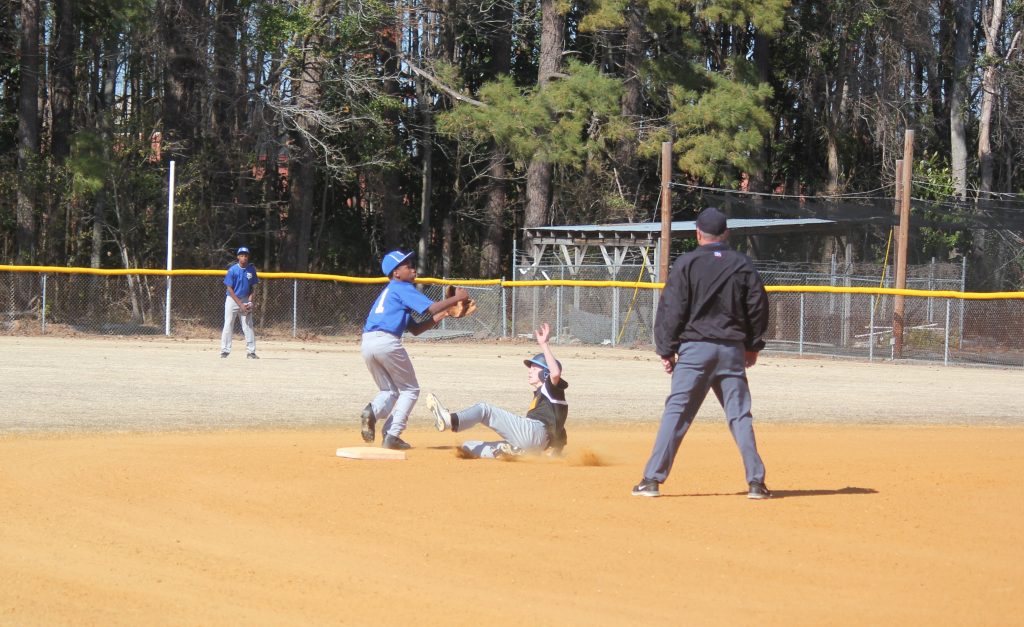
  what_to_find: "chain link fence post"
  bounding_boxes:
[869,294,876,362]
[41,273,47,334]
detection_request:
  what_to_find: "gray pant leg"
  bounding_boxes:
[240,308,256,354]
[711,344,766,484]
[642,342,715,483]
[221,297,237,353]
[456,402,548,454]
[361,332,420,437]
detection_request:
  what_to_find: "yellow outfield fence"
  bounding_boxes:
[1,265,1023,367]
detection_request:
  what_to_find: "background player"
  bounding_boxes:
[360,250,468,450]
[427,322,568,459]
[220,246,259,359]
[631,208,771,499]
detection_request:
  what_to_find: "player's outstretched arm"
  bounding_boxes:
[426,287,468,315]
[535,323,561,385]
[407,309,450,336]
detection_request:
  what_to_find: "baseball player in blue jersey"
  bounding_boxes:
[361,250,469,450]
[426,322,568,459]
[220,246,259,359]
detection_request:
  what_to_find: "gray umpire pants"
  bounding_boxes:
[455,403,549,459]
[361,331,420,438]
[642,340,766,485]
[221,296,256,355]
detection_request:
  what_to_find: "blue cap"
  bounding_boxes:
[237,246,251,255]
[381,250,414,276]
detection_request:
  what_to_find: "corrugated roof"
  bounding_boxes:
[528,218,837,234]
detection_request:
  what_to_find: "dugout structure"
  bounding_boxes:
[517,217,849,284]
[513,217,857,347]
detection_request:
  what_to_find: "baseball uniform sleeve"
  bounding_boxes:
[743,265,769,352]
[654,257,690,357]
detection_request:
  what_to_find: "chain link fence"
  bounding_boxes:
[2,266,1022,367]
[0,271,505,340]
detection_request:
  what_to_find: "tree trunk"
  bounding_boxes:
[161,0,203,155]
[523,0,565,236]
[480,0,513,277]
[613,4,643,214]
[213,0,240,201]
[950,0,976,199]
[283,6,325,273]
[51,0,75,163]
[978,0,1005,196]
[416,7,435,275]
[480,153,507,277]
[16,0,41,264]
[377,11,403,251]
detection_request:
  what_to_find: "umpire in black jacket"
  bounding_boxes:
[632,208,772,499]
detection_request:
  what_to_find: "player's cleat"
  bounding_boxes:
[247,352,259,359]
[426,393,451,432]
[220,352,229,358]
[382,434,411,450]
[360,404,376,443]
[631,478,660,497]
[747,481,772,499]
[494,442,523,458]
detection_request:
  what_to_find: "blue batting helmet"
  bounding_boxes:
[523,353,562,376]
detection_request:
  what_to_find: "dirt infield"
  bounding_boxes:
[2,337,1023,625]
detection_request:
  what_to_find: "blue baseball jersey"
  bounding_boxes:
[224,263,259,298]
[363,280,434,335]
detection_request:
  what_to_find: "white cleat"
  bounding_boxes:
[427,393,451,432]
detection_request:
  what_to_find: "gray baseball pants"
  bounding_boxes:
[361,331,420,438]
[455,403,548,459]
[642,340,766,485]
[221,296,256,355]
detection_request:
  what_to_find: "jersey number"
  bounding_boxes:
[374,287,389,314]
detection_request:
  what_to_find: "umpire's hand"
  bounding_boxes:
[661,354,676,374]
[745,351,759,367]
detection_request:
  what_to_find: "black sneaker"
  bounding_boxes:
[747,481,772,499]
[220,352,229,358]
[360,404,376,443]
[631,478,660,497]
[382,434,411,450]
[247,353,259,359]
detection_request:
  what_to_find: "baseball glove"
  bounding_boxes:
[444,285,477,319]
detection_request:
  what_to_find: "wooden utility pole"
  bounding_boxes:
[659,141,672,285]
[893,130,914,358]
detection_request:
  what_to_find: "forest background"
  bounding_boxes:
[1,0,1022,289]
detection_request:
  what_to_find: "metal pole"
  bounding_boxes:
[556,266,563,343]
[501,282,507,339]
[511,239,517,338]
[798,293,805,355]
[292,280,298,338]
[164,160,176,337]
[829,252,836,315]
[611,286,619,346]
[869,294,875,362]
[928,257,935,323]
[41,274,47,333]
[943,299,951,366]
[958,255,966,349]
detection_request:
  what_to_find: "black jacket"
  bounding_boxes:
[654,242,769,356]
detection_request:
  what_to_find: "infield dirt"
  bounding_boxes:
[1,337,1022,625]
